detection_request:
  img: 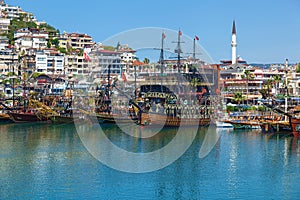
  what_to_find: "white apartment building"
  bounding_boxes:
[0,49,18,75]
[18,10,36,22]
[120,51,137,73]
[14,28,49,39]
[286,72,300,96]
[0,3,36,22]
[35,50,64,75]
[64,54,89,76]
[61,32,94,50]
[0,36,9,49]
[0,4,22,19]
[15,35,47,51]
[0,18,10,34]
[14,28,30,38]
[90,50,123,79]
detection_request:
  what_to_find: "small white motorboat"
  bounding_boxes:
[215,121,234,129]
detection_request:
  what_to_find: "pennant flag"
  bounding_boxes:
[195,35,199,41]
[179,30,182,36]
[162,32,166,39]
[122,71,127,82]
[83,48,91,62]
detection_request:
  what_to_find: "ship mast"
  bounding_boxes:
[175,29,183,73]
[105,63,112,114]
[284,58,288,121]
[159,32,166,75]
[193,38,196,61]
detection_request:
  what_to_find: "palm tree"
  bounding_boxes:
[273,74,281,97]
[296,63,300,73]
[143,58,150,64]
[259,88,268,99]
[0,92,4,100]
[265,79,274,98]
[190,77,199,87]
[234,92,246,111]
[244,70,254,104]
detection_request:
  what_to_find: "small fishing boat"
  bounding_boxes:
[228,121,261,130]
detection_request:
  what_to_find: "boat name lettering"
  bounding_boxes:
[146,92,169,98]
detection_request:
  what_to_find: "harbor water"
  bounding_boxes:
[0,123,300,199]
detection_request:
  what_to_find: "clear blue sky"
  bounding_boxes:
[5,0,300,64]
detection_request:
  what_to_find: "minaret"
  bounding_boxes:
[231,20,237,64]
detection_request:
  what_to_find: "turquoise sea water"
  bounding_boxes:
[0,123,300,199]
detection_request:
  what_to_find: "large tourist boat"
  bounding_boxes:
[133,84,212,127]
[93,84,139,124]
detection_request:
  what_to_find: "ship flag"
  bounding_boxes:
[83,48,91,62]
[122,71,127,82]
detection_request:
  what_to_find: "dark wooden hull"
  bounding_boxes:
[0,113,12,122]
[291,118,300,137]
[96,113,138,124]
[141,112,210,127]
[50,115,74,124]
[8,112,49,123]
[260,121,291,134]
[260,123,275,134]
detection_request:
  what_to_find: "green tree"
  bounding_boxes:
[273,74,281,97]
[104,46,115,51]
[39,23,59,38]
[7,19,37,44]
[259,88,268,99]
[264,79,274,98]
[244,70,254,104]
[143,58,150,64]
[296,63,300,73]
[78,49,84,56]
[190,77,199,87]
[7,72,17,76]
[58,47,68,54]
[0,91,4,100]
[2,75,20,85]
[48,38,60,48]
[30,72,45,80]
[234,92,246,109]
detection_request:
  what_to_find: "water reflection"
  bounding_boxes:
[0,124,300,199]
